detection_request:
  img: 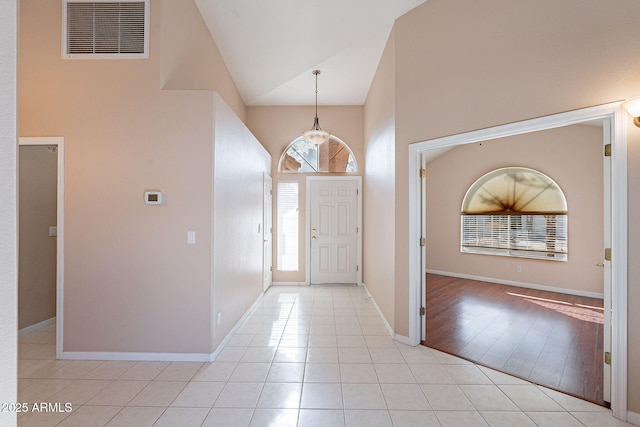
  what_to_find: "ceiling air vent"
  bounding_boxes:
[63,0,150,58]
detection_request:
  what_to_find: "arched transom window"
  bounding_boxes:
[279,135,357,173]
[460,167,568,261]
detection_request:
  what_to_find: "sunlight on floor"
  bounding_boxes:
[507,292,604,324]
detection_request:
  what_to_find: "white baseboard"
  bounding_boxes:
[361,283,395,339]
[19,317,56,336]
[61,351,212,362]
[393,333,413,346]
[427,269,604,299]
[627,410,640,425]
[272,282,308,286]
[361,284,415,347]
[209,291,264,361]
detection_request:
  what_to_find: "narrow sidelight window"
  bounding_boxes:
[277,181,299,271]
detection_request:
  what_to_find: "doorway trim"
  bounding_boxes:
[19,137,65,359]
[305,176,362,285]
[263,173,273,292]
[408,103,628,420]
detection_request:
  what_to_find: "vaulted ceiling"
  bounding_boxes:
[194,0,427,106]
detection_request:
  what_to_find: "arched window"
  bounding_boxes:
[278,135,357,173]
[460,167,568,261]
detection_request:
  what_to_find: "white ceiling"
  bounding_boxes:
[194,0,427,106]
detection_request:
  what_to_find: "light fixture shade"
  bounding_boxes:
[622,96,640,117]
[302,116,330,145]
[302,129,331,145]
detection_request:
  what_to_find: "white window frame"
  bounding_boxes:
[278,135,358,173]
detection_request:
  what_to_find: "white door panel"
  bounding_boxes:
[337,245,350,272]
[310,179,358,284]
[319,203,331,235]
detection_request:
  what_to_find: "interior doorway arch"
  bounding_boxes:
[408,103,628,420]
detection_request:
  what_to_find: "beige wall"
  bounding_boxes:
[160,0,246,122]
[363,31,396,328]
[0,0,18,423]
[247,106,364,283]
[18,146,58,329]
[425,125,604,295]
[387,0,640,412]
[19,0,264,356]
[211,94,270,350]
[20,0,214,353]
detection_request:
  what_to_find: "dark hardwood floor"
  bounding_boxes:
[423,273,606,406]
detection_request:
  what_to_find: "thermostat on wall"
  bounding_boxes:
[144,191,164,205]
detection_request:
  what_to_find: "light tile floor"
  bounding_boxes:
[17,285,637,427]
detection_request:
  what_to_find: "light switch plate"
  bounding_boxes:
[48,226,57,237]
[187,231,196,244]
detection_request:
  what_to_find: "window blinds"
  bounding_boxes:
[461,214,567,260]
[277,181,299,271]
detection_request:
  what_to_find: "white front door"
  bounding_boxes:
[309,179,358,284]
[263,174,273,292]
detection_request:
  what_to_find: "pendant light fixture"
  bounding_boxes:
[302,69,331,145]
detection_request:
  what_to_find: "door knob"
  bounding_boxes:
[595,262,605,267]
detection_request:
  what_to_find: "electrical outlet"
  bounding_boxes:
[516,265,522,273]
[187,231,196,244]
